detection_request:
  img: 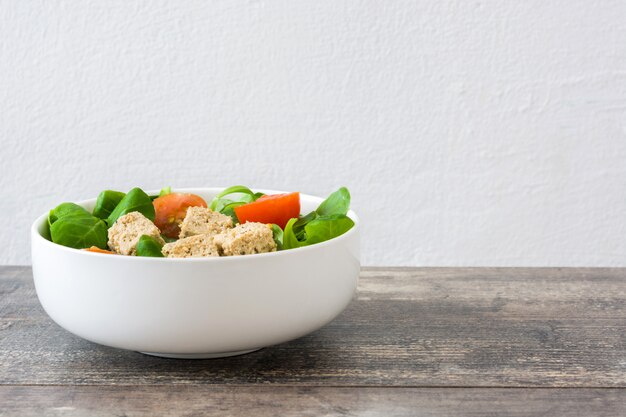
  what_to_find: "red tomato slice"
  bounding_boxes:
[234,192,300,229]
[153,193,207,238]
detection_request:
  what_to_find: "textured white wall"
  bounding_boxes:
[1,1,625,266]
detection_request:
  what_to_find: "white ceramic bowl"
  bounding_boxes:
[31,188,360,359]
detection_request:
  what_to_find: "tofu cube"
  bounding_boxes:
[179,206,233,239]
[107,212,165,256]
[214,222,276,256]
[162,234,220,258]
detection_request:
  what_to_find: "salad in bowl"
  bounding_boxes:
[31,186,359,358]
[45,185,354,259]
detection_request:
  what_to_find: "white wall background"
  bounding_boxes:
[1,0,625,266]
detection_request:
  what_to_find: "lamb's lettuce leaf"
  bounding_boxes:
[315,187,350,217]
[107,187,155,226]
[149,186,171,201]
[303,215,354,244]
[282,187,354,249]
[49,203,108,249]
[290,211,317,241]
[209,185,264,223]
[271,224,284,250]
[158,186,171,197]
[49,202,86,226]
[92,190,125,220]
[136,235,164,257]
[283,214,354,249]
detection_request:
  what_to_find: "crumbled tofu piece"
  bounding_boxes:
[162,234,219,258]
[108,212,165,256]
[178,206,233,239]
[214,222,276,256]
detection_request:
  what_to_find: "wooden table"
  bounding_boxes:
[1,266,624,416]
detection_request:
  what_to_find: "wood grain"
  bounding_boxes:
[0,386,624,417]
[1,266,624,388]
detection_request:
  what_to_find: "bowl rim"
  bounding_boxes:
[31,187,360,263]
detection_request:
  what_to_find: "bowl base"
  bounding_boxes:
[138,348,261,359]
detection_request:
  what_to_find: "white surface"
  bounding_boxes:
[32,189,360,356]
[2,1,626,266]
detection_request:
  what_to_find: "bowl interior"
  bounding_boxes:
[34,187,359,248]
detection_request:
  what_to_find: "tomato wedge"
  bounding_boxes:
[153,193,207,238]
[234,192,300,229]
[83,246,115,254]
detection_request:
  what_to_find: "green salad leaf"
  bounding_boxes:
[283,214,354,249]
[159,186,171,197]
[49,203,108,249]
[209,185,264,223]
[290,211,317,240]
[92,190,125,220]
[213,185,256,201]
[49,202,88,226]
[302,214,354,244]
[220,201,248,223]
[282,218,301,249]
[149,186,171,201]
[107,187,155,226]
[316,186,350,217]
[271,224,284,250]
[282,187,354,250]
[135,235,164,257]
[41,222,52,241]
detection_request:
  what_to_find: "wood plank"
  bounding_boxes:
[1,266,625,387]
[0,386,624,417]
